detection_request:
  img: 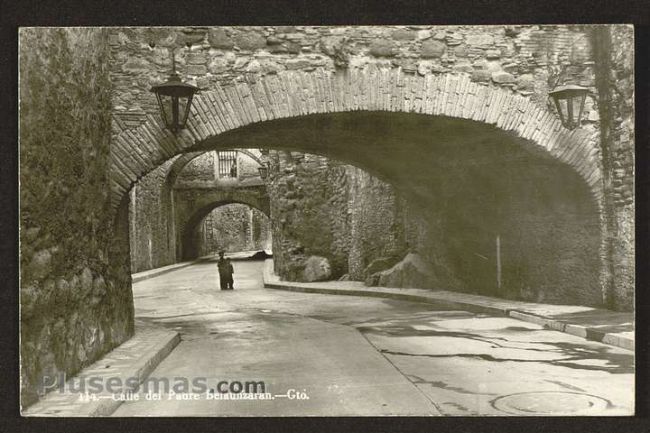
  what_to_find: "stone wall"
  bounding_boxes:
[108,25,606,213]
[267,151,352,280]
[195,204,271,256]
[345,167,465,290]
[175,150,263,186]
[176,152,214,183]
[430,155,601,305]
[592,25,635,310]
[171,152,269,261]
[19,28,133,408]
[266,151,455,286]
[346,166,410,279]
[129,159,176,273]
[110,25,601,127]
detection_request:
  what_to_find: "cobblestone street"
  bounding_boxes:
[113,259,634,416]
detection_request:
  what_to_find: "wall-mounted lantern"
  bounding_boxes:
[548,84,589,130]
[258,163,270,180]
[151,49,199,133]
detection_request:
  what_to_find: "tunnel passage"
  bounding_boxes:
[128,148,270,270]
[181,200,271,260]
[110,67,613,307]
[191,112,603,306]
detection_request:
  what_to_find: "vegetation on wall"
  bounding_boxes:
[20,28,133,408]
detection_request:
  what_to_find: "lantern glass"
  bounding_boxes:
[151,74,199,132]
[258,165,269,180]
[180,94,194,127]
[549,85,589,129]
[155,93,173,129]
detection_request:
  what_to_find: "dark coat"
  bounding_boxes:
[218,258,234,276]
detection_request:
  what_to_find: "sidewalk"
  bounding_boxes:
[23,322,180,417]
[262,260,634,351]
[132,251,273,283]
[132,258,208,283]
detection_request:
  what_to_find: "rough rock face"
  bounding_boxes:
[372,253,437,289]
[363,256,402,286]
[302,256,332,282]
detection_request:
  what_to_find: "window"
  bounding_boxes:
[217,151,238,178]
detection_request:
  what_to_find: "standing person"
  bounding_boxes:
[225,258,234,290]
[217,251,231,290]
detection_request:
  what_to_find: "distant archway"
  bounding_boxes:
[180,198,270,260]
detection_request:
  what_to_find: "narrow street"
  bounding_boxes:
[18,25,639,428]
[113,259,633,417]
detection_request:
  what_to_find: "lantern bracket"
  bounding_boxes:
[150,47,200,133]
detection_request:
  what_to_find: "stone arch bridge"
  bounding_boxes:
[111,66,609,308]
[111,69,602,212]
[103,25,630,312]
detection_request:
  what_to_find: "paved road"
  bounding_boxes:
[113,259,634,416]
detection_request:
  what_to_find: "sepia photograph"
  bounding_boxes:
[18,24,635,417]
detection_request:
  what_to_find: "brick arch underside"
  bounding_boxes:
[180,194,270,260]
[110,68,603,213]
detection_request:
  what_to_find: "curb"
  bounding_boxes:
[265,281,506,316]
[508,310,634,351]
[132,258,208,283]
[83,330,181,417]
[263,263,633,351]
